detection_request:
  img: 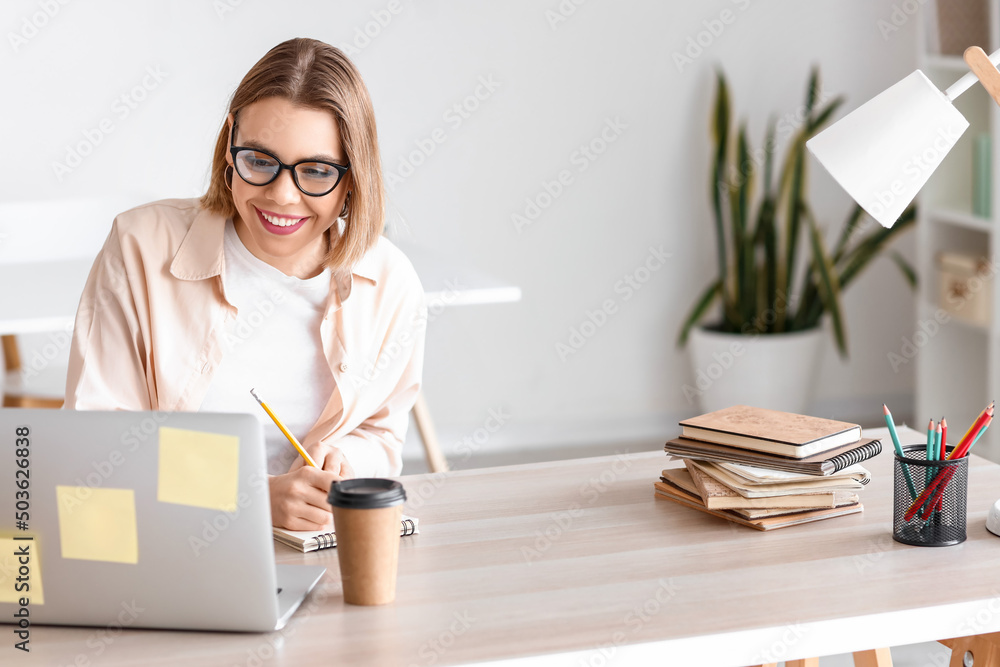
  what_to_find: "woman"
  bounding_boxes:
[65,38,427,531]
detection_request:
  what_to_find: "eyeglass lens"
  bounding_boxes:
[233,149,342,196]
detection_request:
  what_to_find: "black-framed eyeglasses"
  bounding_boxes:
[229,119,350,197]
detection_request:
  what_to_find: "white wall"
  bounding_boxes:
[0,0,921,464]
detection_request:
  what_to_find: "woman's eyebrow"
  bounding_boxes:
[239,137,345,164]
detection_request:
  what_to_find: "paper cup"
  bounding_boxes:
[328,478,406,605]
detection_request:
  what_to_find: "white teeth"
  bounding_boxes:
[259,210,304,227]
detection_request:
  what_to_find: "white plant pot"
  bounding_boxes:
[686,326,826,415]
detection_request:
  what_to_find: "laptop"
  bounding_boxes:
[0,408,325,632]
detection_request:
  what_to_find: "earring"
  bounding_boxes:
[224,165,234,191]
[339,190,352,218]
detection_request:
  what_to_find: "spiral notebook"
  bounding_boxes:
[663,437,882,475]
[273,515,419,553]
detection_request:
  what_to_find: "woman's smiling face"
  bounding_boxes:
[226,97,351,279]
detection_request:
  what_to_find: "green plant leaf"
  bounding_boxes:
[779,133,806,329]
[838,205,916,289]
[805,205,848,357]
[832,204,867,263]
[710,69,731,318]
[754,194,778,330]
[888,250,918,289]
[807,97,845,135]
[677,280,722,347]
[805,66,820,117]
[762,117,776,200]
[732,124,758,325]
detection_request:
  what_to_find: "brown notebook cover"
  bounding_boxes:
[654,472,863,531]
[663,436,882,476]
[679,405,862,458]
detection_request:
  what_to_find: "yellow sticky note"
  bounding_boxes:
[0,536,44,604]
[158,427,240,512]
[56,487,138,564]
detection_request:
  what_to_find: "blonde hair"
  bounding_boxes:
[201,38,384,271]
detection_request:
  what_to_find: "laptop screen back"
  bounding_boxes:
[0,409,280,632]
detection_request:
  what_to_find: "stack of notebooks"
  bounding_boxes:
[656,405,882,531]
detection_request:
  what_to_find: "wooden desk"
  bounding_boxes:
[24,434,1000,666]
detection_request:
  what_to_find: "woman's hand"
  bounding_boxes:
[271,443,354,530]
[289,442,355,478]
[268,466,343,531]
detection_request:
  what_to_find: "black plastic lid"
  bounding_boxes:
[328,478,406,509]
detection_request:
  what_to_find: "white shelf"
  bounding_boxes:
[928,206,994,232]
[915,1,1000,464]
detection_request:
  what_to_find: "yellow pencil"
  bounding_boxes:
[250,388,317,468]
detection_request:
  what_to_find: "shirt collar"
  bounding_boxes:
[170,205,379,300]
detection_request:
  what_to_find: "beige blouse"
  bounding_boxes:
[64,198,427,477]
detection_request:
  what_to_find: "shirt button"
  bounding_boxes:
[340,363,349,373]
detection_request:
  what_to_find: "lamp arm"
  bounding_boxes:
[945,46,1000,101]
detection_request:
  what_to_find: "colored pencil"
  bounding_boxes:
[940,417,948,459]
[883,404,917,500]
[948,401,994,460]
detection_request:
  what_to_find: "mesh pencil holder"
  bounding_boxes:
[893,444,968,547]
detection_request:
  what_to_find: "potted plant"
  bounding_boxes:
[677,67,916,414]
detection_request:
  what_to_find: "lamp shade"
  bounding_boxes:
[806,71,969,228]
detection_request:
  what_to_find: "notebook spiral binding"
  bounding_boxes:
[312,518,416,550]
[828,438,882,474]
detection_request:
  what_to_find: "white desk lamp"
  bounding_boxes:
[807,46,1000,228]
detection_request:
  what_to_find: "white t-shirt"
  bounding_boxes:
[200,218,337,475]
